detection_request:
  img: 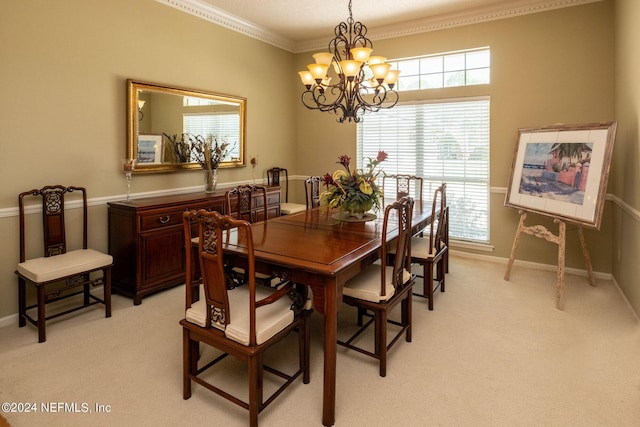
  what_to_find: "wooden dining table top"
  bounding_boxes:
[229,204,431,275]
[221,203,432,426]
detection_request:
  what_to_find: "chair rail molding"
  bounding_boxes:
[0,179,268,219]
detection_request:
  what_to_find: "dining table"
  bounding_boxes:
[223,203,433,426]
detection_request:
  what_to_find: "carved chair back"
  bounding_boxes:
[305,176,323,209]
[225,184,268,223]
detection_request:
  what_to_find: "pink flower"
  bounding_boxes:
[322,172,334,186]
[337,155,351,169]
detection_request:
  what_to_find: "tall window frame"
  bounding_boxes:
[357,97,490,243]
[389,47,490,91]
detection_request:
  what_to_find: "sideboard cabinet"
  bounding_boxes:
[108,188,280,304]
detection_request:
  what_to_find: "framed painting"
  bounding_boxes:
[505,122,616,229]
[137,134,163,164]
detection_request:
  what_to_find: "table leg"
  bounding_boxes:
[322,281,338,427]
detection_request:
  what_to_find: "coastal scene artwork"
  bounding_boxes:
[519,142,592,205]
[137,134,163,164]
[505,123,616,229]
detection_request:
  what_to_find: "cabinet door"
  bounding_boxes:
[266,191,281,218]
[139,226,185,289]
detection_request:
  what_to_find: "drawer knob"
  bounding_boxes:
[158,215,170,224]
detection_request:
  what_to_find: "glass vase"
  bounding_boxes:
[121,158,137,201]
[203,168,217,193]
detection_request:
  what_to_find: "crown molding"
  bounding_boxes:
[156,0,296,52]
[157,0,602,53]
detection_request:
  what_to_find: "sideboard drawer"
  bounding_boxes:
[140,210,184,231]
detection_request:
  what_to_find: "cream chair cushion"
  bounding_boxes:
[186,284,294,346]
[343,261,411,303]
[17,249,113,283]
[280,202,306,215]
[410,235,445,258]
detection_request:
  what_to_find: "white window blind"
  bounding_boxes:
[357,98,490,242]
[183,113,241,161]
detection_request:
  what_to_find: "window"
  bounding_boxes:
[183,112,241,161]
[388,48,490,91]
[357,98,490,242]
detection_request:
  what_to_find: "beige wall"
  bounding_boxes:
[613,0,640,315]
[294,1,616,271]
[0,0,297,318]
[1,0,633,320]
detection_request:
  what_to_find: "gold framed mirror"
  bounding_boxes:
[126,79,246,173]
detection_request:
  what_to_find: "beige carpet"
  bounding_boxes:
[1,254,639,427]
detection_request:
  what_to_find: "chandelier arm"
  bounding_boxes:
[350,22,371,48]
[330,23,351,61]
[301,85,348,113]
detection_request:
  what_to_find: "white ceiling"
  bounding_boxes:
[158,0,601,52]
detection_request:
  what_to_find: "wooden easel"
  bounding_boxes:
[504,210,596,310]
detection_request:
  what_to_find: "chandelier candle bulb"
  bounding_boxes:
[298,71,314,88]
[384,70,400,87]
[339,60,362,77]
[370,62,391,81]
[368,56,387,64]
[313,52,334,65]
[307,63,329,81]
[350,47,373,62]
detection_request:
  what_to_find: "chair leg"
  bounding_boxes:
[425,262,434,311]
[18,278,26,328]
[248,354,263,427]
[83,280,90,306]
[37,284,46,343]
[445,251,449,274]
[182,328,196,399]
[300,314,311,384]
[438,259,446,293]
[104,267,112,318]
[377,309,387,377]
[405,292,412,343]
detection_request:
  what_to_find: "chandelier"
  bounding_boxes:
[298,0,400,123]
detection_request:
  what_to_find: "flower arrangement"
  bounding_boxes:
[321,151,388,218]
[163,133,234,169]
[191,134,233,171]
[163,132,235,193]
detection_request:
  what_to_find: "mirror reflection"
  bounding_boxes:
[127,79,246,173]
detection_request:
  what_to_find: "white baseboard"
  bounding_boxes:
[0,313,18,329]
[450,250,639,322]
[450,249,612,280]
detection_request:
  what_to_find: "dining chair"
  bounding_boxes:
[225,184,270,223]
[383,174,424,210]
[338,196,415,377]
[266,167,306,215]
[304,176,323,209]
[180,209,311,427]
[407,183,449,310]
[225,184,278,286]
[16,185,112,342]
